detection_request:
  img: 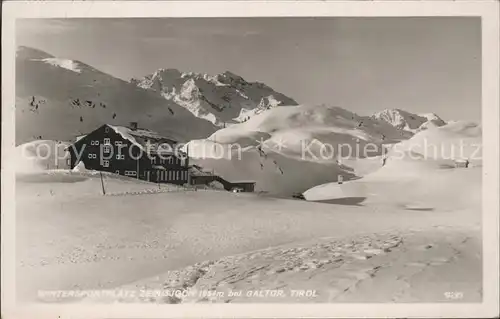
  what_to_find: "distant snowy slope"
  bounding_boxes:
[304,121,482,209]
[15,46,217,145]
[202,104,413,159]
[35,58,83,73]
[184,104,416,195]
[389,120,482,164]
[372,109,446,133]
[132,68,298,125]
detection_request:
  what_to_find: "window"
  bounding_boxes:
[103,145,111,153]
[116,154,125,160]
[115,170,120,174]
[90,140,100,146]
[88,153,97,159]
[151,157,156,164]
[104,138,111,145]
[125,171,137,177]
[103,160,109,167]
[172,171,176,181]
[105,127,110,133]
[115,141,122,146]
[176,171,180,180]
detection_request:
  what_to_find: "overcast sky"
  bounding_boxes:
[17,17,481,121]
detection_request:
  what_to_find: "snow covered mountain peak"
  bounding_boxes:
[131,69,298,126]
[16,46,54,60]
[38,58,82,73]
[371,108,446,132]
[16,46,217,145]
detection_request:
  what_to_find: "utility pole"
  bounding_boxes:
[136,156,139,180]
[100,171,106,195]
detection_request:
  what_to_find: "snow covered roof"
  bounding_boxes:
[152,165,167,170]
[69,124,182,155]
[107,125,179,154]
[189,165,213,176]
[229,180,257,184]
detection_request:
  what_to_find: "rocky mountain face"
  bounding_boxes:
[15,46,217,145]
[371,108,446,133]
[131,69,299,126]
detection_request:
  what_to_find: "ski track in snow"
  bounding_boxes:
[16,171,481,304]
[76,227,481,304]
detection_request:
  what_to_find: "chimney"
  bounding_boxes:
[129,122,138,130]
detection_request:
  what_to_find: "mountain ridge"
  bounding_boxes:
[131,68,299,126]
[15,46,218,145]
[371,108,446,133]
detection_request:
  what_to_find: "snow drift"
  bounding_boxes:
[16,140,71,173]
[389,120,482,164]
[304,121,482,210]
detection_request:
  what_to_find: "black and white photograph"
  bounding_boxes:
[2,1,499,318]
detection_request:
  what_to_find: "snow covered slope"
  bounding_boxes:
[390,120,482,164]
[15,46,217,145]
[16,140,71,173]
[304,121,482,210]
[372,109,446,133]
[132,69,298,126]
[191,104,413,159]
[184,104,416,195]
[17,170,480,303]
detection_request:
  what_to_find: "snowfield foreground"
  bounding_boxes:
[17,166,481,304]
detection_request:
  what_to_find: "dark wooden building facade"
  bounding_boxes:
[67,123,190,184]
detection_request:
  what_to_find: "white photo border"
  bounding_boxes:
[2,1,498,318]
